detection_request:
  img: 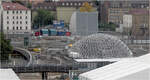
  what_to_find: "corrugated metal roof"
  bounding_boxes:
[79,53,150,80]
[0,69,20,80]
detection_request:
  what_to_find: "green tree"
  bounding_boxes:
[27,3,32,9]
[0,32,13,60]
[33,9,55,28]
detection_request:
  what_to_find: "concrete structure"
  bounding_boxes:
[79,53,150,80]
[69,11,98,36]
[2,2,31,34]
[69,33,132,59]
[0,69,20,80]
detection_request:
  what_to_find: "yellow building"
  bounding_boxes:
[57,7,77,24]
[56,1,96,24]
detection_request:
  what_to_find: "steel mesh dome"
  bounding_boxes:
[69,34,133,59]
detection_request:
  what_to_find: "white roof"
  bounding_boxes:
[135,53,150,64]
[75,58,134,62]
[79,53,150,80]
[0,69,20,80]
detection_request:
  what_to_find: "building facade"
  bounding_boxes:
[123,15,132,28]
[104,0,149,25]
[130,9,149,38]
[56,1,96,24]
[2,2,31,34]
[122,14,132,34]
[70,11,98,36]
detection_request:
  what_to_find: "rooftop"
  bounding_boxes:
[79,53,150,80]
[0,69,20,80]
[2,2,29,10]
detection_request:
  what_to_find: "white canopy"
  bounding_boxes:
[79,53,150,80]
[0,69,20,80]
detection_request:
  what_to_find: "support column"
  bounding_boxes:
[42,72,47,80]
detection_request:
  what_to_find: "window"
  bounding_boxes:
[16,21,18,24]
[75,3,77,6]
[20,21,22,24]
[12,11,15,14]
[7,11,9,14]
[20,16,22,19]
[13,16,15,19]
[25,16,28,19]
[13,21,15,24]
[7,16,9,19]
[78,3,81,6]
[45,6,47,9]
[20,11,22,14]
[62,3,65,6]
[16,11,18,14]
[7,21,9,24]
[26,21,28,24]
[13,26,15,30]
[20,27,22,30]
[70,3,73,6]
[90,3,93,6]
[7,27,9,30]
[16,16,18,19]
[66,3,69,6]
[26,11,28,14]
[26,26,28,30]
[16,27,18,30]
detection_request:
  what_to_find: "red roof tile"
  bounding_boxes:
[2,2,29,10]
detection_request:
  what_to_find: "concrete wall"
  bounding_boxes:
[70,11,98,36]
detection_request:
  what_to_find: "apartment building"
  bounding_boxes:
[2,2,31,34]
[106,1,149,25]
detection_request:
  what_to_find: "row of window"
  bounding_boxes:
[7,10,28,14]
[34,6,55,10]
[61,2,93,6]
[7,21,28,24]
[7,26,28,30]
[7,16,28,19]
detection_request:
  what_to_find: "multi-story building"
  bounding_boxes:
[56,1,96,23]
[2,2,31,34]
[108,8,129,25]
[130,9,149,38]
[104,0,149,25]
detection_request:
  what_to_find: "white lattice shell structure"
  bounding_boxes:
[69,34,133,59]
